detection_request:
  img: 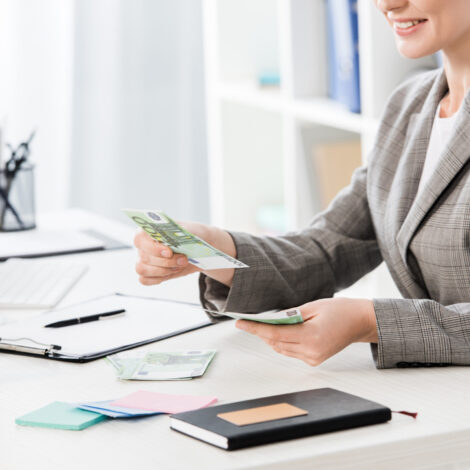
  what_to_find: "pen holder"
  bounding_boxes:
[0,162,36,231]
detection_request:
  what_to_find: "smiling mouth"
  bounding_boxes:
[394,19,427,29]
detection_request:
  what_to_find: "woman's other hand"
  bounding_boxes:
[235,297,378,366]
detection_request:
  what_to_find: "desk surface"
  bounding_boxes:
[1,210,470,470]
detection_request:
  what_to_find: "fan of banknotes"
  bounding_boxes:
[217,308,304,325]
[107,350,216,381]
[123,209,248,270]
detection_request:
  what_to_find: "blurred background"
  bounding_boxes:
[0,0,441,295]
[0,0,209,223]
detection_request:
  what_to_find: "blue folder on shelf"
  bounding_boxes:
[326,0,361,113]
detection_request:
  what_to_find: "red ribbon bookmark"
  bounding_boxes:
[393,410,418,419]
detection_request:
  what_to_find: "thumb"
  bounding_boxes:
[295,302,317,322]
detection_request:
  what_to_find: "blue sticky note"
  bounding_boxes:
[15,402,108,430]
[77,400,163,418]
[78,403,132,418]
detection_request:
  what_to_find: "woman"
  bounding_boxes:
[134,0,470,369]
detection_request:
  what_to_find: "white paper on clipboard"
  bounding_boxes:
[0,293,213,359]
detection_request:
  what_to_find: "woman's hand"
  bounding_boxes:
[134,221,237,287]
[235,297,378,366]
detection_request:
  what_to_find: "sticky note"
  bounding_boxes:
[77,400,163,418]
[15,401,108,430]
[110,391,217,414]
[217,403,308,426]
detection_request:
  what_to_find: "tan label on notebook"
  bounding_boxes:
[217,403,308,426]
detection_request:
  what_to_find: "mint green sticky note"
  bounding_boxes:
[15,402,108,430]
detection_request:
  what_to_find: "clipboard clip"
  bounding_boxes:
[0,337,62,356]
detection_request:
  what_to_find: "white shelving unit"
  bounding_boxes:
[202,0,437,297]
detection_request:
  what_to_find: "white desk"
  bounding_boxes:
[1,209,470,470]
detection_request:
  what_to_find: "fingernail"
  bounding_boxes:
[161,250,170,258]
[177,257,186,266]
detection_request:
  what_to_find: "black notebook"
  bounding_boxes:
[169,388,391,450]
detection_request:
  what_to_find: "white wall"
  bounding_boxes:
[0,0,74,213]
[70,0,209,225]
[0,0,209,224]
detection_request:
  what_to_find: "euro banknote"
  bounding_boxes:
[107,350,216,380]
[212,308,304,325]
[123,209,248,270]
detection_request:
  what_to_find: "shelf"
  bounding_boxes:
[217,81,283,113]
[290,97,377,134]
[217,82,380,135]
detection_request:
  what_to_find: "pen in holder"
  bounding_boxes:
[0,131,36,232]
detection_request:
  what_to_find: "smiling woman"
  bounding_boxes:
[375,0,470,117]
[376,0,470,59]
[134,0,470,369]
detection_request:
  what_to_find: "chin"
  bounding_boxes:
[395,41,438,60]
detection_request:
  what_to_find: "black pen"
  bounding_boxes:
[44,309,126,328]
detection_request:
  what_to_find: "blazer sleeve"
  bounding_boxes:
[372,298,470,368]
[200,165,383,315]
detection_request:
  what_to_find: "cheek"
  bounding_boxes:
[416,0,470,46]
[439,5,470,45]
[394,18,443,59]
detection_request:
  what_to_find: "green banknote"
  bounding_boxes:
[106,350,216,380]
[218,308,304,325]
[107,355,141,373]
[123,209,248,270]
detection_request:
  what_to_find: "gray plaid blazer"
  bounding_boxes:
[200,67,470,369]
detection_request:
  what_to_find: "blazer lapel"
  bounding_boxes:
[396,70,470,269]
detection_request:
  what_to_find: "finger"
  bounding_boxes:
[263,338,305,356]
[138,249,188,269]
[138,269,187,285]
[139,275,161,286]
[298,306,317,322]
[235,320,301,344]
[267,341,306,360]
[136,262,185,278]
[134,231,174,259]
[138,273,175,286]
[263,339,322,366]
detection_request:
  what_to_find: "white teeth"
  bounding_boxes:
[396,20,423,29]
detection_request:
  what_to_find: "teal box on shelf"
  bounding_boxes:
[257,72,281,87]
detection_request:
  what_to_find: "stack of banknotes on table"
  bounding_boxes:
[107,350,216,381]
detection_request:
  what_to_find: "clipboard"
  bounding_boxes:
[0,293,214,362]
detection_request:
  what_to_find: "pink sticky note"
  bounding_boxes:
[110,391,218,414]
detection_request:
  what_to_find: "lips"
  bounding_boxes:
[392,18,428,37]
[395,19,426,28]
